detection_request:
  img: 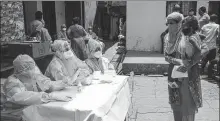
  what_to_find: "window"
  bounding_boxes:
[166,1,197,17]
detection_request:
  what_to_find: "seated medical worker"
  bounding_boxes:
[45,40,91,85]
[87,26,105,52]
[85,39,115,74]
[3,54,72,115]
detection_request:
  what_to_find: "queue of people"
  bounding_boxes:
[164,4,219,121]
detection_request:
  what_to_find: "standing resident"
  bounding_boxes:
[164,13,203,121]
[198,6,210,29]
[200,14,219,75]
[67,17,89,60]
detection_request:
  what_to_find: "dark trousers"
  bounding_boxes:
[201,48,216,70]
[207,59,220,78]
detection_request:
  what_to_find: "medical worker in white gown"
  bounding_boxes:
[2,54,72,120]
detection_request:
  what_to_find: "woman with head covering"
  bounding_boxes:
[88,26,105,53]
[85,39,115,74]
[57,24,70,43]
[67,17,89,61]
[45,40,91,86]
[2,54,72,119]
[29,11,52,43]
[164,12,202,121]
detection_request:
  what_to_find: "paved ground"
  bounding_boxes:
[126,76,219,121]
[103,41,219,121]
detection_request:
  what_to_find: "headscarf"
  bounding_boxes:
[51,40,67,52]
[61,24,66,29]
[87,38,102,58]
[13,54,35,75]
[51,40,82,76]
[51,40,72,59]
[165,12,183,54]
[30,20,44,34]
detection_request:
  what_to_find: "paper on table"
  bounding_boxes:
[92,71,117,84]
[171,65,188,78]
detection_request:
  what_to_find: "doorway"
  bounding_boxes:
[65,1,85,28]
[209,1,220,24]
[94,2,126,41]
[42,1,57,39]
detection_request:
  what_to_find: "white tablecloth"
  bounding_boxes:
[22,75,131,121]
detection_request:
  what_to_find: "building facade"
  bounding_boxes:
[1,1,127,42]
[126,1,219,52]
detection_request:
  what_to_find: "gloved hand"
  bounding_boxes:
[48,93,73,102]
[62,77,74,86]
[78,68,90,78]
[50,82,67,91]
[77,82,83,92]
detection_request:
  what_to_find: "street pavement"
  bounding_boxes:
[126,76,219,121]
[103,41,219,121]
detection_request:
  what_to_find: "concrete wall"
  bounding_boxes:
[197,1,209,15]
[126,1,167,52]
[84,1,97,30]
[55,1,65,33]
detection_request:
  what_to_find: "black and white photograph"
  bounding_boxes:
[0,1,219,121]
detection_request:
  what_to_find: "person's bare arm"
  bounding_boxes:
[164,53,183,65]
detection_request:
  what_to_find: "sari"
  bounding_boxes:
[164,12,202,121]
[67,24,88,60]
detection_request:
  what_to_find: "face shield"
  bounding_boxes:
[13,54,42,83]
[51,40,74,59]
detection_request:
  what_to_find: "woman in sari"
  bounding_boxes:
[67,17,89,61]
[85,39,115,74]
[164,12,202,121]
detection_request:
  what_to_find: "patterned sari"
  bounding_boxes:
[164,12,202,121]
[165,33,203,121]
[67,24,88,60]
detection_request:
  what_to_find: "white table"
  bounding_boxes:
[22,75,131,121]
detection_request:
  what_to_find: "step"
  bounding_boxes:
[122,51,169,75]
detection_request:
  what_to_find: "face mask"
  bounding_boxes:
[62,28,66,31]
[94,51,102,58]
[17,68,37,83]
[168,24,178,33]
[63,50,74,59]
[182,27,191,36]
